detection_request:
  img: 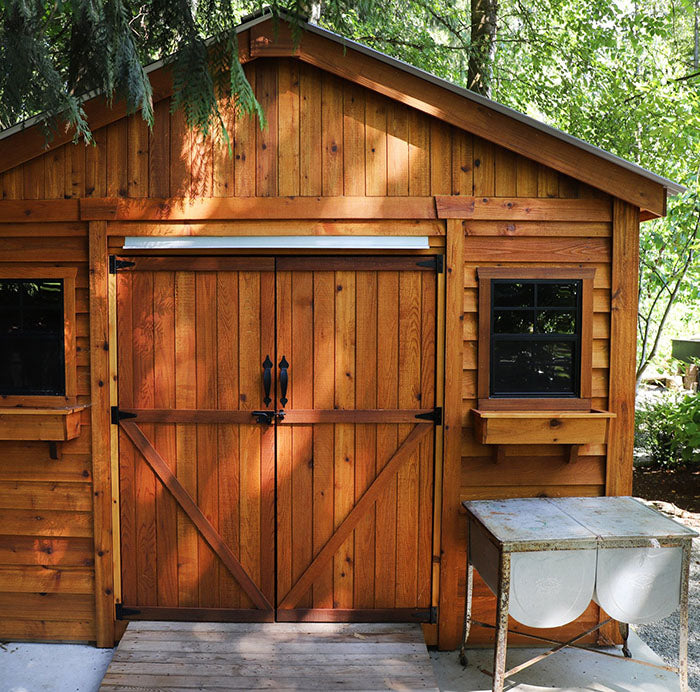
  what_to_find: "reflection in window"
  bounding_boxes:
[491,280,581,397]
[0,280,65,395]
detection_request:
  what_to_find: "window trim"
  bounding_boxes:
[0,266,78,407]
[477,267,595,411]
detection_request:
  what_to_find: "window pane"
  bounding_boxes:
[538,282,579,307]
[0,281,24,307]
[24,308,63,331]
[0,279,65,396]
[0,336,65,394]
[536,310,576,334]
[492,340,576,395]
[493,282,534,307]
[23,280,63,305]
[493,310,535,334]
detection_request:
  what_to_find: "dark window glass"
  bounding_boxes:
[0,280,65,395]
[490,279,581,397]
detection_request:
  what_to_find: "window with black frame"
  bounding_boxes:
[490,279,582,398]
[0,279,66,396]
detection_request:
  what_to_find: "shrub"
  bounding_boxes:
[635,391,700,468]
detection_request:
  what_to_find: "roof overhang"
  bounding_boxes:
[0,9,684,217]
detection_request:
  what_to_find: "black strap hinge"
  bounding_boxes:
[415,407,442,425]
[416,256,444,273]
[111,406,137,425]
[429,606,438,624]
[115,603,141,619]
[109,256,136,274]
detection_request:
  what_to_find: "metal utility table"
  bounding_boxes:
[460,496,697,692]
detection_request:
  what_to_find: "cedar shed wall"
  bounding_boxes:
[0,56,636,648]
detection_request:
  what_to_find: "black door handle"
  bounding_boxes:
[262,355,272,406]
[279,356,289,407]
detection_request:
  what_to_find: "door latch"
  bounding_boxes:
[251,410,286,425]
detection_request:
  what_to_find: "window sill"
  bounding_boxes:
[471,408,616,463]
[0,405,88,441]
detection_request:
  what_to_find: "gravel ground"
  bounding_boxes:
[634,500,700,692]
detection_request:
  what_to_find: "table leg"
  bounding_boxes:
[492,551,511,692]
[679,540,691,692]
[459,559,474,666]
[618,621,631,658]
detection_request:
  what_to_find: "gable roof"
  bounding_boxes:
[0,9,683,216]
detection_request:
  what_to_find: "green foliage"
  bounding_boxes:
[636,392,700,468]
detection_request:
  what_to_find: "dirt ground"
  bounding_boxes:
[633,466,700,514]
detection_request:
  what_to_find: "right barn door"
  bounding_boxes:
[275,256,438,621]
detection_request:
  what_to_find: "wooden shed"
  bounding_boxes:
[0,12,682,651]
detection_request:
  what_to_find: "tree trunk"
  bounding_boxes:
[469,0,499,97]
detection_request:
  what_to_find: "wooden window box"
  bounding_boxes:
[471,408,616,463]
[0,406,87,441]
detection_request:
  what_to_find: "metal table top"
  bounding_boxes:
[463,496,697,550]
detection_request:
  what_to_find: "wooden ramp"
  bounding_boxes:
[100,622,440,691]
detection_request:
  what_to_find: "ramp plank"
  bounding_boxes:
[101,622,438,691]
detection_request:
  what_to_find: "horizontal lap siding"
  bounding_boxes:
[0,222,95,642]
[460,219,612,645]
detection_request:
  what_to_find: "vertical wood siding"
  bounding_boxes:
[1,61,598,203]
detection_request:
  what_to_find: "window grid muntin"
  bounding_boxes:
[0,279,66,396]
[490,279,583,398]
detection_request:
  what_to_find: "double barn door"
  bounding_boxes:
[115,256,438,622]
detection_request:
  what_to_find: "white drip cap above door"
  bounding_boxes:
[122,236,431,250]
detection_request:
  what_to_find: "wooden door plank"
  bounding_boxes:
[418,272,437,607]
[174,270,198,607]
[291,271,314,609]
[354,271,378,608]
[396,271,422,607]
[312,271,335,608]
[238,270,265,608]
[216,271,241,608]
[196,272,219,607]
[375,270,399,608]
[117,270,136,606]
[334,270,356,609]
[120,421,272,612]
[131,270,158,606]
[276,269,294,604]
[279,424,430,610]
[259,270,277,605]
[153,270,178,608]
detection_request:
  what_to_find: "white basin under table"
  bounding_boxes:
[460,496,697,692]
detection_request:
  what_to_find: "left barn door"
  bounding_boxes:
[115,257,276,621]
